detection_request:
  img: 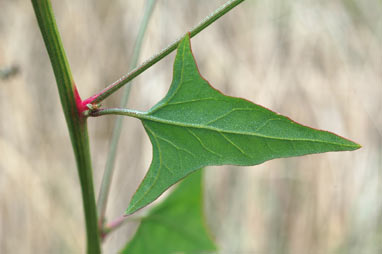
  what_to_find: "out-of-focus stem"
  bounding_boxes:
[97,0,157,231]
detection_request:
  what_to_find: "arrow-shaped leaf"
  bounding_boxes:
[118,34,359,215]
[120,170,217,254]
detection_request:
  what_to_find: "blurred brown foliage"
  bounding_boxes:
[0,0,381,253]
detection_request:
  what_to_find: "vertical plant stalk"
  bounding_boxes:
[87,0,246,104]
[31,0,101,253]
[97,0,157,230]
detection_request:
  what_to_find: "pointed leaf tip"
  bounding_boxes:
[121,170,217,254]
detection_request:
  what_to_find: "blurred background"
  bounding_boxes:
[0,0,381,253]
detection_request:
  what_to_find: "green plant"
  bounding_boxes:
[31,0,360,253]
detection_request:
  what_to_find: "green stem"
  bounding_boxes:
[31,0,100,253]
[91,108,145,119]
[97,0,156,230]
[87,0,246,104]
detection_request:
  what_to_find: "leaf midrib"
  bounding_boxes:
[133,112,357,148]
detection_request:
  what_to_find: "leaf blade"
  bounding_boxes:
[126,34,360,215]
[120,170,217,254]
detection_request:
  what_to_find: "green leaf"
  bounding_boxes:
[125,34,360,215]
[120,170,217,254]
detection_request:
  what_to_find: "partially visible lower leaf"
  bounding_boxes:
[124,34,360,215]
[120,170,217,254]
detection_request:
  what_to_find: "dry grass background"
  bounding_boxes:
[0,0,381,253]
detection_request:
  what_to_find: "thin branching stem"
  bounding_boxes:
[101,214,145,240]
[91,108,145,119]
[86,0,246,104]
[97,0,156,232]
